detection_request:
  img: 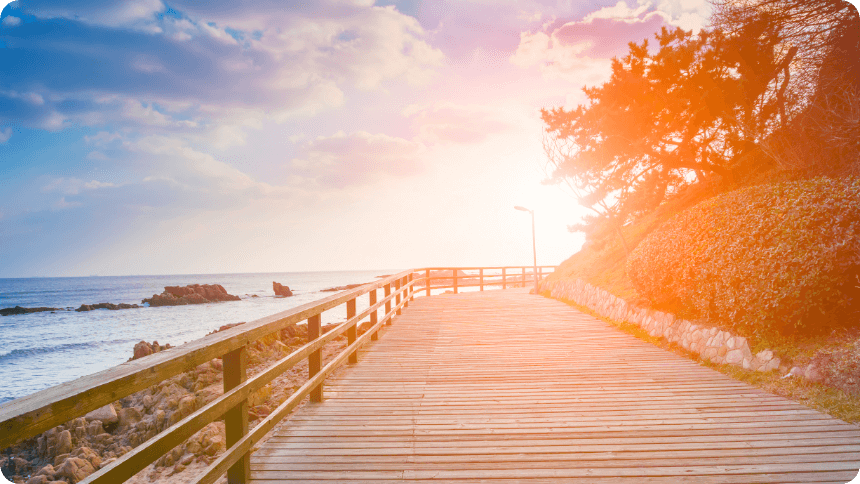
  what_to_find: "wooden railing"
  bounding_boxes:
[0,265,553,484]
[414,266,556,295]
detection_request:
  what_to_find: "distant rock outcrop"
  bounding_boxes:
[142,284,241,307]
[320,283,365,292]
[273,282,293,297]
[76,303,140,312]
[0,306,61,316]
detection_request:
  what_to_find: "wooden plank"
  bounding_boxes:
[223,346,250,484]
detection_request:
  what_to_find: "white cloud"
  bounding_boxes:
[291,131,425,188]
[42,178,117,195]
[2,15,21,26]
[0,127,11,144]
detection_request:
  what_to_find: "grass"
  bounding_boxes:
[552,294,860,425]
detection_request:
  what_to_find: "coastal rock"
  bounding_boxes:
[56,430,73,455]
[0,306,61,316]
[131,341,172,361]
[75,303,139,312]
[143,284,240,307]
[320,283,365,292]
[273,282,293,297]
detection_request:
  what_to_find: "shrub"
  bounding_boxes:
[627,177,860,336]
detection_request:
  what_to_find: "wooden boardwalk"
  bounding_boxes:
[251,289,860,483]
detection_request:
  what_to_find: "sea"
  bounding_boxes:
[0,270,401,405]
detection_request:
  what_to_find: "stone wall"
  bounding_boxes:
[541,278,781,372]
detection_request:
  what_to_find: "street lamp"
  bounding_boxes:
[514,206,539,295]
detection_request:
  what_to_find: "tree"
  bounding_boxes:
[542,26,797,241]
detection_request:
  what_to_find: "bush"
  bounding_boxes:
[627,177,860,335]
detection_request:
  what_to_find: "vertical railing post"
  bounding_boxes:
[425,269,431,297]
[385,283,392,324]
[369,289,378,341]
[403,276,410,308]
[453,269,458,294]
[308,314,322,402]
[409,273,414,302]
[395,279,402,315]
[502,268,506,290]
[223,346,249,484]
[347,298,357,364]
[522,267,526,287]
[480,268,484,291]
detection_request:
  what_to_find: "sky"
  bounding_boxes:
[0,0,714,278]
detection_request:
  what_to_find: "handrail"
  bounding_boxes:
[0,265,552,484]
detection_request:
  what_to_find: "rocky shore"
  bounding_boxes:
[142,285,241,307]
[0,320,354,484]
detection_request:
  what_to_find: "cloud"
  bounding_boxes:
[405,102,514,144]
[509,2,674,83]
[0,127,11,143]
[291,131,424,188]
[18,0,165,29]
[2,15,20,26]
[41,177,117,195]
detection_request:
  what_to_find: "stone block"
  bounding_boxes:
[725,349,744,364]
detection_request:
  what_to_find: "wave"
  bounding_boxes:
[0,339,140,363]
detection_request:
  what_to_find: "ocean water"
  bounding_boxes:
[0,270,400,405]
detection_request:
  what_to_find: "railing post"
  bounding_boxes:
[425,269,431,297]
[409,273,414,302]
[395,279,402,315]
[308,314,322,402]
[369,289,378,341]
[522,267,526,287]
[347,298,358,364]
[403,276,410,308]
[223,346,250,484]
[480,268,484,291]
[502,268,506,289]
[385,283,392,324]
[453,269,458,294]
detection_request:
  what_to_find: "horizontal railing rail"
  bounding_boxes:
[413,266,556,294]
[0,265,554,484]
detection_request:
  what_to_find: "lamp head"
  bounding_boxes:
[514,206,531,212]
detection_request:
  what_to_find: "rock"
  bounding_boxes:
[143,284,240,307]
[56,456,95,483]
[725,349,744,365]
[320,283,366,292]
[75,303,139,312]
[118,407,142,430]
[0,306,61,316]
[84,404,117,425]
[26,476,49,484]
[273,282,293,297]
[56,430,73,455]
[805,364,824,383]
[130,341,172,360]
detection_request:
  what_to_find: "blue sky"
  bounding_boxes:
[0,0,713,277]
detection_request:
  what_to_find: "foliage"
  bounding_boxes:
[627,177,860,336]
[541,25,796,237]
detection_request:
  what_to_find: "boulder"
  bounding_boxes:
[273,282,293,297]
[56,430,73,455]
[84,404,117,425]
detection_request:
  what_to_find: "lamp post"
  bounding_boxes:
[514,206,539,295]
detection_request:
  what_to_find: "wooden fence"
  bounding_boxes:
[0,266,553,484]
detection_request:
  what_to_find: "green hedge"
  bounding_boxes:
[627,177,860,335]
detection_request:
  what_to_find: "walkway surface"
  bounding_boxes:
[251,289,860,483]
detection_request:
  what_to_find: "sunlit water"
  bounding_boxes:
[0,270,399,404]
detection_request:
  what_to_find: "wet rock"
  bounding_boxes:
[0,306,61,316]
[75,303,139,312]
[273,282,293,297]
